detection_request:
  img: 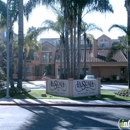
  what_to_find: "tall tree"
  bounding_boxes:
[38,13,65,79]
[0,0,6,28]
[23,27,40,80]
[25,0,113,79]
[125,0,130,89]
[17,0,24,88]
[81,22,102,76]
[108,24,130,89]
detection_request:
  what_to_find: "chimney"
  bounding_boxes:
[93,40,97,57]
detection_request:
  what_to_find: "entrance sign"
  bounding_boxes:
[46,78,100,98]
[73,80,98,97]
[47,79,69,97]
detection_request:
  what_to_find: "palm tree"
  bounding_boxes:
[124,0,130,89]
[108,24,130,89]
[0,0,6,28]
[81,22,103,77]
[39,15,65,79]
[23,27,40,80]
[75,0,113,79]
[25,0,113,79]
[17,0,23,88]
[0,0,19,88]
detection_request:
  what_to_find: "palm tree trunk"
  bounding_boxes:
[70,24,73,78]
[9,28,14,88]
[64,1,70,78]
[84,32,87,77]
[23,52,27,80]
[77,7,82,79]
[73,5,77,79]
[62,34,66,79]
[59,35,63,79]
[125,0,130,89]
[127,9,130,89]
[17,0,23,88]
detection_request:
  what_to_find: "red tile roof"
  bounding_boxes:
[56,49,127,63]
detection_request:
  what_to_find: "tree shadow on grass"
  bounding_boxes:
[70,93,130,101]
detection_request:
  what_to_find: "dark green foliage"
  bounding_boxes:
[0,67,5,88]
[0,0,7,18]
[114,89,130,97]
[0,67,5,80]
[0,87,31,97]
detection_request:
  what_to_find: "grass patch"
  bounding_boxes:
[12,90,69,99]
[0,89,130,101]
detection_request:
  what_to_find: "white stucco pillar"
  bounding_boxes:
[97,78,101,97]
[46,78,50,94]
[68,78,73,97]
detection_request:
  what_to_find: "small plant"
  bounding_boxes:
[0,88,31,97]
[114,89,130,97]
[0,67,5,90]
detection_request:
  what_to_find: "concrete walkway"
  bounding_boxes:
[0,98,130,107]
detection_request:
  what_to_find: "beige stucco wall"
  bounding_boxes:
[91,67,121,78]
[40,42,56,64]
[55,62,127,80]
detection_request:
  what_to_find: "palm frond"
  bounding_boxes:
[108,24,127,34]
[107,43,129,60]
[81,21,102,33]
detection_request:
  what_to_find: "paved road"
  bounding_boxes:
[101,84,128,91]
[15,81,46,90]
[0,106,130,130]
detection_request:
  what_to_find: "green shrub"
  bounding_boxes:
[114,89,130,97]
[0,67,5,88]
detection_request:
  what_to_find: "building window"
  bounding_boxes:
[34,54,39,61]
[42,45,52,51]
[98,38,109,47]
[43,64,53,75]
[99,39,103,42]
[104,38,108,42]
[121,68,126,76]
[43,52,52,63]
[33,66,40,76]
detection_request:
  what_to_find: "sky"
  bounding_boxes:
[2,0,127,40]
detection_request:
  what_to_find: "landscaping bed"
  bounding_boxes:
[114,89,130,97]
[0,88,31,98]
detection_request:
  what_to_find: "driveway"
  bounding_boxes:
[2,80,128,91]
[101,84,128,91]
[18,81,129,91]
[14,81,46,90]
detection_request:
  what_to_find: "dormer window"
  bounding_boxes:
[104,38,108,42]
[42,45,52,51]
[99,39,103,42]
[98,38,109,47]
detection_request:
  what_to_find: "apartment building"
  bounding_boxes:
[14,34,126,81]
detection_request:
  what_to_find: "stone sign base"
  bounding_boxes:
[46,78,101,98]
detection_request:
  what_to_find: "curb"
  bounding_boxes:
[0,103,130,108]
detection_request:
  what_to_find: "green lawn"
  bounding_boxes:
[0,89,130,101]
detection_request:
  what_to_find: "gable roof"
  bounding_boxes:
[56,49,127,63]
[38,38,60,46]
[97,34,111,40]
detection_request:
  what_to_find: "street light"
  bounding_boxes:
[6,0,10,98]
